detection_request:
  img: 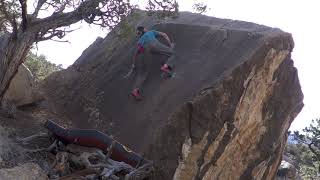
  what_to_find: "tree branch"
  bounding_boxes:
[48,0,74,16]
[17,132,49,145]
[33,0,102,26]
[37,29,65,41]
[19,0,28,31]
[308,142,320,161]
[125,163,154,180]
[32,0,46,18]
[36,28,76,42]
[24,139,58,153]
[30,0,133,42]
[31,0,102,41]
[0,1,18,35]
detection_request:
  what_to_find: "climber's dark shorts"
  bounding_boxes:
[133,40,175,89]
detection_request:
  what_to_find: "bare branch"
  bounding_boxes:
[37,29,66,41]
[36,28,77,42]
[193,2,208,14]
[101,159,134,178]
[54,2,68,15]
[147,0,178,13]
[146,0,179,18]
[17,132,49,145]
[29,0,133,41]
[32,0,47,17]
[5,0,178,42]
[50,39,70,43]
[18,0,28,30]
[0,1,19,34]
[24,139,58,153]
[124,163,154,180]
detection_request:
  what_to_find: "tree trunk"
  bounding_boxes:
[0,32,35,105]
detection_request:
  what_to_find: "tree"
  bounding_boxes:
[25,52,63,81]
[285,140,319,178]
[192,2,208,14]
[292,118,320,177]
[0,0,178,106]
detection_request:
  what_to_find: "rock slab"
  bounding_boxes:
[43,11,303,180]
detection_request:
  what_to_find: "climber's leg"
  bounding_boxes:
[149,40,175,77]
[131,50,152,100]
[150,40,175,67]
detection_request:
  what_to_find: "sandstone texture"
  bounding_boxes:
[43,11,303,179]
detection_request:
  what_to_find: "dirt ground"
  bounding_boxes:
[0,102,67,169]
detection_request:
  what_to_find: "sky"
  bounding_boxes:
[31,0,320,131]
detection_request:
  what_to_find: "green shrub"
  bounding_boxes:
[24,52,63,81]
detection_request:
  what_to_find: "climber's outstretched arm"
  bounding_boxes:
[132,49,139,68]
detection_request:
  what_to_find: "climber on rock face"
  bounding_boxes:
[130,26,175,100]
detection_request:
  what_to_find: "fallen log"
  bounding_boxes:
[66,144,135,179]
[44,120,152,168]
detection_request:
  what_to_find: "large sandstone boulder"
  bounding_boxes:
[276,160,302,180]
[4,64,40,107]
[43,11,303,179]
[0,163,48,180]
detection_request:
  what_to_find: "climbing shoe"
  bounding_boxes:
[160,64,173,78]
[131,88,142,100]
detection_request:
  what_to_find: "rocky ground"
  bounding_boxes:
[0,104,55,167]
[0,103,57,179]
[0,104,153,179]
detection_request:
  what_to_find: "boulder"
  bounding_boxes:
[4,64,41,107]
[0,163,48,180]
[43,11,303,179]
[276,160,302,180]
